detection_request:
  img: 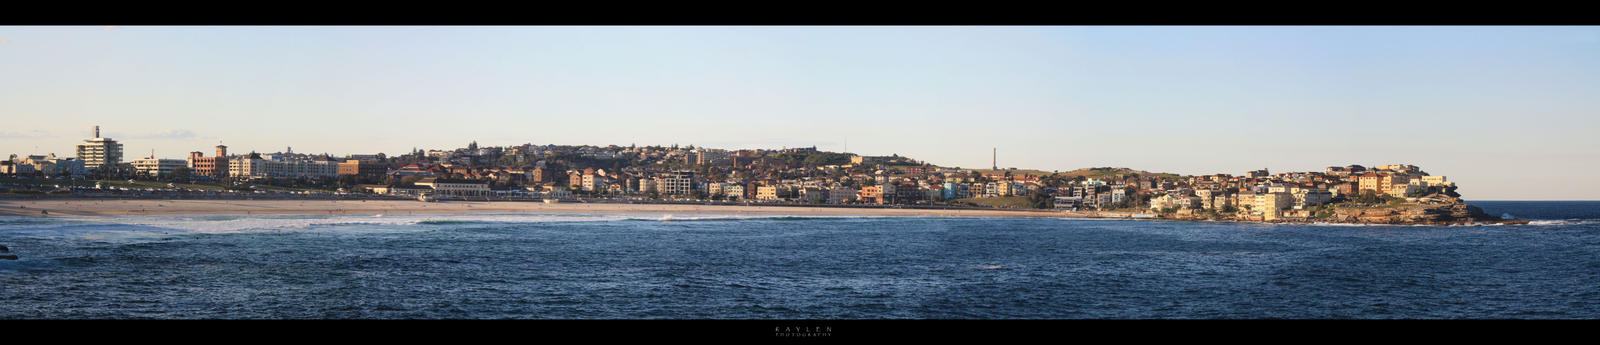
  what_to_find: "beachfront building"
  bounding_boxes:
[7,154,85,176]
[756,185,782,201]
[638,178,657,194]
[187,145,230,179]
[1293,189,1335,208]
[132,157,187,177]
[0,161,30,175]
[369,185,432,197]
[661,171,695,196]
[858,185,883,204]
[828,187,856,204]
[798,187,827,203]
[337,159,386,177]
[229,153,340,179]
[1252,192,1295,220]
[75,126,123,172]
[723,184,744,200]
[415,178,490,197]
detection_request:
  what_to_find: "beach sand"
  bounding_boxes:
[0,199,1087,218]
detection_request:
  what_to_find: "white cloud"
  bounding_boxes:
[112,129,199,140]
[0,130,54,139]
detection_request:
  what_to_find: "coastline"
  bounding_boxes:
[0,199,1071,218]
[0,198,1526,225]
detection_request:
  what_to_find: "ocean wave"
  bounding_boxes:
[1524,219,1600,226]
[624,214,872,222]
[12,213,712,234]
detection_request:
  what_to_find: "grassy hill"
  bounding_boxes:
[1052,167,1186,180]
[960,167,1184,180]
[968,168,1056,176]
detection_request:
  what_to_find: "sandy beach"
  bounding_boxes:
[0,199,1083,218]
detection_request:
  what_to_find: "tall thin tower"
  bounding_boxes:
[992,148,997,170]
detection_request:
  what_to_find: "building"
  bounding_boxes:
[8,154,84,176]
[1053,196,1083,211]
[1416,175,1452,187]
[858,185,884,204]
[369,185,432,197]
[529,167,549,183]
[756,185,796,201]
[75,126,123,172]
[337,159,386,177]
[661,171,696,196]
[827,187,857,204]
[694,148,729,165]
[568,170,584,189]
[187,145,230,179]
[132,157,187,177]
[229,153,340,179]
[798,187,827,203]
[581,172,604,192]
[1252,192,1295,220]
[415,178,490,197]
[0,161,33,175]
[638,178,657,194]
[721,184,745,200]
[1293,189,1335,208]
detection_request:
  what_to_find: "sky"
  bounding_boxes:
[1,26,1597,200]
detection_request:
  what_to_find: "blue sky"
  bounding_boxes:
[1,26,1596,200]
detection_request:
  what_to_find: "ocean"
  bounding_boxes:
[2,201,1597,319]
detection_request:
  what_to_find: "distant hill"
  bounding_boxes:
[961,167,1184,180]
[1052,167,1187,180]
[967,168,1057,176]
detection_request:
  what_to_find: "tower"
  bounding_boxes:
[992,148,997,170]
[76,125,122,171]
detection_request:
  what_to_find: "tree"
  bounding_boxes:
[1027,193,1054,209]
[169,167,193,183]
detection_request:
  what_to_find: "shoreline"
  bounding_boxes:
[0,198,1528,226]
[0,199,1073,219]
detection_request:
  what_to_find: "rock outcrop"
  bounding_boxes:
[1323,200,1522,225]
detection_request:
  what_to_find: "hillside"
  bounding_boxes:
[1051,167,1186,180]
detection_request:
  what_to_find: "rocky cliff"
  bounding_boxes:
[1322,201,1521,225]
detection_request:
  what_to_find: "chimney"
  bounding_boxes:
[93,126,100,138]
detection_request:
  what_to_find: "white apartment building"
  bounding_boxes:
[132,157,187,177]
[661,171,695,196]
[230,154,339,179]
[75,126,123,171]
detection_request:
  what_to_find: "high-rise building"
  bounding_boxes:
[76,125,123,172]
